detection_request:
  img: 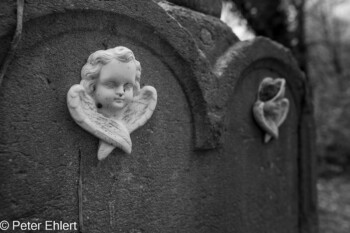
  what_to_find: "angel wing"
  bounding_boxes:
[253,78,289,143]
[67,84,132,156]
[122,86,157,133]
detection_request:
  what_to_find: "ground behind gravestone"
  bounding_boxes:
[318,174,350,233]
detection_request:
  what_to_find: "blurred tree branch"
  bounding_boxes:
[227,0,308,75]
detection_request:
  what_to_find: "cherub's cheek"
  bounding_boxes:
[126,92,133,101]
[105,97,113,103]
[95,91,105,99]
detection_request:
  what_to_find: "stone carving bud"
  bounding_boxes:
[253,77,289,143]
[67,46,157,160]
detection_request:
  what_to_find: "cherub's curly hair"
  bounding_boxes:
[81,46,141,95]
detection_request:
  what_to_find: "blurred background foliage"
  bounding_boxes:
[306,0,350,176]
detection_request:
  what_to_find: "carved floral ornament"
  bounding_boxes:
[253,77,289,143]
[67,46,157,160]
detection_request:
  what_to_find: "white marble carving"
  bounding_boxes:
[253,77,289,143]
[67,46,157,160]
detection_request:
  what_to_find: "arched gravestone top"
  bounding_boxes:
[213,37,306,111]
[0,0,224,150]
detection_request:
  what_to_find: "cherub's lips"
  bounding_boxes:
[113,98,124,103]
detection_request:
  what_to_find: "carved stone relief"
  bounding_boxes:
[67,46,157,160]
[253,77,289,143]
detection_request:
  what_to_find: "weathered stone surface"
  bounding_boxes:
[0,0,317,233]
[159,2,239,65]
[164,0,222,17]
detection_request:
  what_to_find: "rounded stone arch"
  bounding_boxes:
[1,0,219,149]
[214,37,306,110]
[215,37,317,233]
[215,37,309,151]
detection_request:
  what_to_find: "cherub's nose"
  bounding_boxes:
[115,86,124,96]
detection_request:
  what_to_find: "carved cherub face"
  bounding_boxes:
[94,59,137,117]
[69,46,157,159]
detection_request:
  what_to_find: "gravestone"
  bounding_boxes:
[0,1,317,233]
